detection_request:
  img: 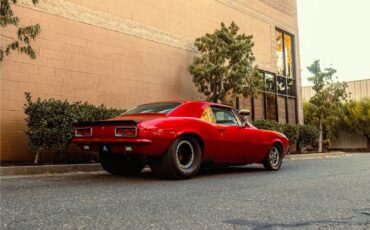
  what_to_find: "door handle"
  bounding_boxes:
[218,128,226,132]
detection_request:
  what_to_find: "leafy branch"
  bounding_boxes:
[0,0,41,61]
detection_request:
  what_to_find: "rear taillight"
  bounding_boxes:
[75,127,92,137]
[115,127,137,137]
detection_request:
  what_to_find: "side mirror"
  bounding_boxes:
[238,109,250,121]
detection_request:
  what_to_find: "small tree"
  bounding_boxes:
[305,60,347,152]
[188,21,264,104]
[0,0,41,61]
[341,98,370,147]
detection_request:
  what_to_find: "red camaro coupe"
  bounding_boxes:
[72,101,289,179]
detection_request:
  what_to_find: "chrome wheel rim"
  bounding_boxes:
[269,146,280,167]
[176,140,194,169]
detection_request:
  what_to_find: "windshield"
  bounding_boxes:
[123,102,182,115]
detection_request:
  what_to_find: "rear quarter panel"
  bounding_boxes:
[138,117,219,159]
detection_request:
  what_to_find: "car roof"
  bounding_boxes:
[144,100,234,109]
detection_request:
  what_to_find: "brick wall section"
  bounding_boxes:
[0,0,302,161]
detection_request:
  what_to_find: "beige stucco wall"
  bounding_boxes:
[0,0,302,161]
[331,131,368,149]
[302,78,370,101]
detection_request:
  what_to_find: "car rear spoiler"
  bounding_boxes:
[73,120,137,127]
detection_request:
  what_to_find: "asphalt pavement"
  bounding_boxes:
[1,153,370,229]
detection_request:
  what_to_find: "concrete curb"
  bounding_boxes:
[0,163,103,176]
[285,151,351,161]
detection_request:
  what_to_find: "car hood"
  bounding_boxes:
[261,129,287,139]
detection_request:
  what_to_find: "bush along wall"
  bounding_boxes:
[253,120,319,154]
[24,93,125,164]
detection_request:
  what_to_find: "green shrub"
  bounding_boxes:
[24,93,125,163]
[281,123,299,144]
[253,119,282,133]
[298,124,319,152]
[253,120,314,148]
[253,119,299,141]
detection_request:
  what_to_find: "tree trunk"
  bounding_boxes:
[318,121,323,153]
[34,150,41,164]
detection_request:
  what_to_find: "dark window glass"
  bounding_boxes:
[265,73,276,92]
[276,31,284,76]
[284,34,294,78]
[211,107,240,126]
[277,76,286,95]
[287,79,295,96]
[124,102,182,114]
[266,93,277,121]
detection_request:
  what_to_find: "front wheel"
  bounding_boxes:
[150,136,202,179]
[263,144,282,171]
[100,152,145,176]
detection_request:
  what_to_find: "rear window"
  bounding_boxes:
[123,102,182,115]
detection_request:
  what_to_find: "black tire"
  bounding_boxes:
[150,136,202,179]
[263,144,283,171]
[99,152,145,176]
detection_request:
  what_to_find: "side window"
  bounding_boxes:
[211,106,240,126]
[200,106,216,123]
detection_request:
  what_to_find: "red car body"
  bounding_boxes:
[72,101,289,166]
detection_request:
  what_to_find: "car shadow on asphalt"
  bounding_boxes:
[84,165,267,182]
[47,165,271,185]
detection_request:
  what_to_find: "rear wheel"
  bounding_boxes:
[263,144,282,171]
[150,136,202,179]
[100,152,145,175]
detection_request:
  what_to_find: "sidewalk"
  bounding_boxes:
[1,152,353,177]
[285,151,351,160]
[0,163,103,177]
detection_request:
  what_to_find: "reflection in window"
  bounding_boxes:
[266,93,277,121]
[284,34,294,78]
[275,31,284,76]
[277,76,286,95]
[201,106,216,123]
[265,73,276,92]
[287,79,294,96]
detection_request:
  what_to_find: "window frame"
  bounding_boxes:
[210,106,242,127]
[249,29,298,124]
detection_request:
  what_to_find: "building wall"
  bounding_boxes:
[302,78,370,101]
[0,0,302,161]
[331,131,368,149]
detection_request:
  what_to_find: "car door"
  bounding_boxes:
[210,106,245,163]
[237,124,269,162]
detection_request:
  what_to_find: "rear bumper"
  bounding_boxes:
[72,137,169,157]
[73,137,152,144]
